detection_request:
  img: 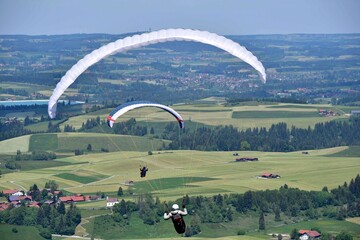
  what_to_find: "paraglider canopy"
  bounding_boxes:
[48,28,267,119]
[107,101,185,129]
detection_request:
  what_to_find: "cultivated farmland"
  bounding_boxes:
[0,146,359,201]
[59,101,349,131]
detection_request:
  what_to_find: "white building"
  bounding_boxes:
[106,197,119,207]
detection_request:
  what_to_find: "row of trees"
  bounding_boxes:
[74,117,152,137]
[112,118,148,136]
[14,150,56,161]
[0,120,31,141]
[165,117,360,152]
[4,150,57,170]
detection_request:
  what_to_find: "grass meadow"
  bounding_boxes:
[1,146,359,201]
[0,135,31,153]
[0,224,45,240]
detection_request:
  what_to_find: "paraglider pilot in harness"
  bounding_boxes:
[140,166,148,178]
[163,198,188,234]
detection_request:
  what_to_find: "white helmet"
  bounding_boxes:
[172,204,179,210]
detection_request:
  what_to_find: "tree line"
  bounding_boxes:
[165,117,360,152]
[0,120,31,141]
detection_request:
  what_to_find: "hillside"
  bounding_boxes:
[1,146,359,201]
[1,146,359,239]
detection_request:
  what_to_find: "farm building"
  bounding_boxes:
[28,202,40,208]
[59,194,90,203]
[299,230,321,240]
[235,157,258,162]
[319,109,336,116]
[2,189,24,196]
[125,180,134,186]
[8,195,32,203]
[350,110,360,116]
[258,172,281,179]
[90,195,101,201]
[106,197,119,207]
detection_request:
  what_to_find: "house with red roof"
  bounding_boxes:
[11,201,21,207]
[28,202,40,208]
[259,172,281,179]
[0,202,10,211]
[59,195,90,204]
[59,196,73,203]
[299,230,321,240]
[106,197,119,207]
[261,172,273,178]
[3,189,23,196]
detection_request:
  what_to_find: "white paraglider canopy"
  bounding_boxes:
[107,101,185,129]
[48,28,267,118]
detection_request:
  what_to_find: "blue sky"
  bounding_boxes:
[1,0,359,35]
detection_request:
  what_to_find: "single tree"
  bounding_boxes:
[259,211,265,230]
[58,201,66,214]
[117,187,123,196]
[274,207,281,221]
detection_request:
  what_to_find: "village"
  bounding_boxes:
[0,188,120,212]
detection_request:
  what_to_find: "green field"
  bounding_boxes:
[55,172,109,184]
[9,160,73,171]
[133,176,216,193]
[0,224,45,240]
[232,110,319,118]
[326,146,360,157]
[1,146,359,200]
[0,135,30,153]
[29,133,58,151]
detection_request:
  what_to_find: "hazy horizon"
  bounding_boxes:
[1,0,360,36]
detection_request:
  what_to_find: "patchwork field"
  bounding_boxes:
[58,101,350,131]
[1,146,359,202]
[0,135,31,153]
[0,132,170,154]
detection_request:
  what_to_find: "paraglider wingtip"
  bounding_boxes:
[48,112,55,119]
[261,75,267,84]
